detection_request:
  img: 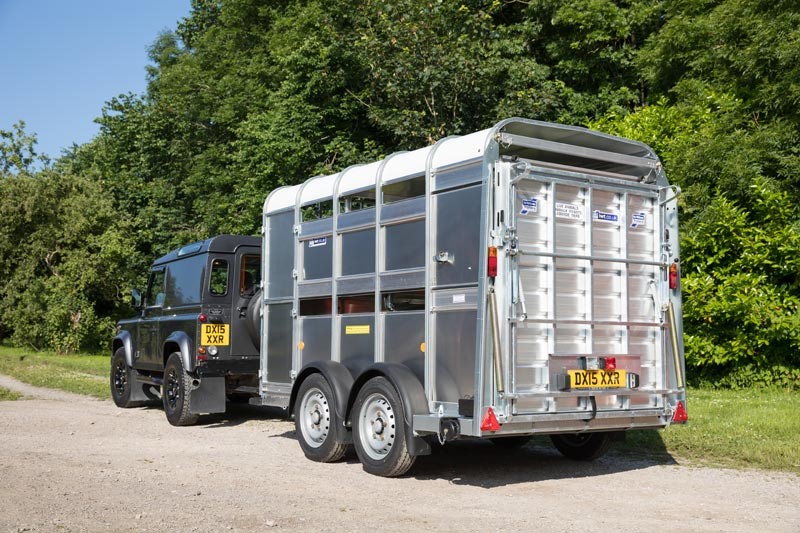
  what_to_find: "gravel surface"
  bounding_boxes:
[0,374,798,532]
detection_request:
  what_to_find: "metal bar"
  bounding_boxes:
[517,249,665,267]
[514,158,646,182]
[667,301,684,388]
[518,318,661,327]
[499,132,659,171]
[488,288,505,395]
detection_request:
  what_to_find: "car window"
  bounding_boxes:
[240,255,260,296]
[209,258,229,296]
[146,269,166,307]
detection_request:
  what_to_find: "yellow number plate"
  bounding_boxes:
[568,369,627,389]
[201,323,229,346]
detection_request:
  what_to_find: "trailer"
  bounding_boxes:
[254,118,687,476]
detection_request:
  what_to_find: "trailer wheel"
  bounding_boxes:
[294,374,348,463]
[163,353,199,426]
[110,348,143,408]
[352,377,415,477]
[550,432,612,461]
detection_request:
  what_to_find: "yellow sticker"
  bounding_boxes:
[345,325,370,335]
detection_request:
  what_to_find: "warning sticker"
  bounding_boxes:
[630,212,647,229]
[555,202,584,221]
[519,197,538,215]
[345,325,370,335]
[308,237,327,248]
[592,210,619,224]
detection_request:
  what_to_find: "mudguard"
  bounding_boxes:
[290,360,355,423]
[163,331,194,372]
[189,376,226,414]
[112,330,134,367]
[347,363,432,457]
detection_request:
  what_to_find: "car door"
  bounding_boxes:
[230,249,261,356]
[136,268,166,370]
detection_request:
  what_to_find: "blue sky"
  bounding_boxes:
[0,1,191,160]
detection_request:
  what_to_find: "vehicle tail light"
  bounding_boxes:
[487,246,498,278]
[198,313,208,323]
[604,357,617,371]
[480,407,501,432]
[669,262,679,290]
[672,401,688,423]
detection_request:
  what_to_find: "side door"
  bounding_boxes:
[230,250,261,356]
[136,268,166,370]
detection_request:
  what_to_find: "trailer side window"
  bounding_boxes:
[339,189,376,213]
[302,199,333,222]
[381,290,424,312]
[382,175,425,204]
[339,294,375,314]
[299,297,332,316]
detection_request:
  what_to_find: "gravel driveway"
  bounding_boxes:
[0,375,797,532]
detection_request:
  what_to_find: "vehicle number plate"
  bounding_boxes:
[567,369,627,389]
[201,323,229,346]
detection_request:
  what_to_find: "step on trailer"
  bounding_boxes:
[256,118,687,476]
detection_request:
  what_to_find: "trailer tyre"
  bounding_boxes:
[550,432,612,461]
[352,377,416,477]
[294,374,348,463]
[110,348,143,408]
[163,353,199,426]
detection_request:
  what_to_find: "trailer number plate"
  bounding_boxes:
[201,323,229,346]
[567,369,627,389]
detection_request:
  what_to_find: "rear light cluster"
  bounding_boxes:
[669,261,679,290]
[487,246,498,278]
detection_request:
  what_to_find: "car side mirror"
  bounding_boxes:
[131,288,142,309]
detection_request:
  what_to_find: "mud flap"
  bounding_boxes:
[189,376,226,414]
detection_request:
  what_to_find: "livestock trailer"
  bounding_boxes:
[256,118,687,476]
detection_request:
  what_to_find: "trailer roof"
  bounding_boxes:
[264,118,662,214]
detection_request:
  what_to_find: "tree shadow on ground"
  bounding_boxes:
[408,433,677,488]
[268,423,677,487]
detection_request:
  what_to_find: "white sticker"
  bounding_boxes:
[308,237,327,248]
[519,197,538,215]
[452,294,466,304]
[592,210,619,224]
[555,202,584,221]
[630,212,647,229]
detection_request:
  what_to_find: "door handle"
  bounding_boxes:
[434,251,454,264]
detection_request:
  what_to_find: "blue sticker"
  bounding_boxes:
[520,198,538,215]
[308,237,327,248]
[631,212,646,229]
[592,210,619,224]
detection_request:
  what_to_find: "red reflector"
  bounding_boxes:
[480,407,501,432]
[669,262,679,290]
[487,246,498,278]
[198,313,208,323]
[673,401,688,423]
[604,357,616,371]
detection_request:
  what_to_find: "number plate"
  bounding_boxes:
[201,323,229,346]
[567,369,627,389]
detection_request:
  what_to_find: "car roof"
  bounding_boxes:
[152,235,260,267]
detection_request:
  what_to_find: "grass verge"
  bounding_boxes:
[0,386,23,401]
[604,388,800,473]
[0,345,109,399]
